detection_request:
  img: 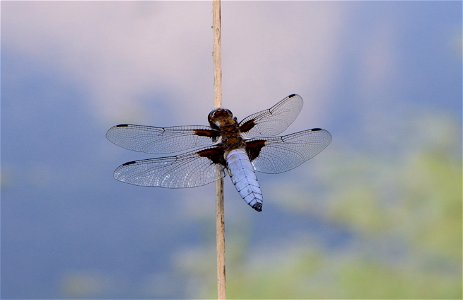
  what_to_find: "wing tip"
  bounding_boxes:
[311,128,332,144]
[287,93,303,108]
[106,124,129,140]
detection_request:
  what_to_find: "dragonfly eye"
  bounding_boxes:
[208,108,234,127]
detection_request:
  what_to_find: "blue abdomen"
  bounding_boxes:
[226,148,263,212]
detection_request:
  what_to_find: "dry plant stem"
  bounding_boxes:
[213,0,222,108]
[215,175,226,299]
[212,0,226,299]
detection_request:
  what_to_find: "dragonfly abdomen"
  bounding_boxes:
[226,148,263,212]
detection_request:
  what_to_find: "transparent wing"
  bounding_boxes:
[239,94,303,139]
[247,128,331,174]
[113,147,226,188]
[106,124,219,154]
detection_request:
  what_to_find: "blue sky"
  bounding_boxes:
[2,1,461,298]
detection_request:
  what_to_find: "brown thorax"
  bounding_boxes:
[208,108,246,152]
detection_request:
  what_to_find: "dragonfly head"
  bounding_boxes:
[208,108,235,129]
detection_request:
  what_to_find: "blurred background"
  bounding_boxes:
[1,1,461,298]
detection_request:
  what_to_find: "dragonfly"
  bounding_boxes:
[106,94,331,212]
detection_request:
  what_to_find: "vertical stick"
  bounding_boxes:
[215,175,226,300]
[213,0,222,108]
[212,0,226,299]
